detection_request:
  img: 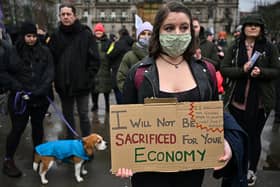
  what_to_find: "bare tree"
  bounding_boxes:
[257,2,280,39]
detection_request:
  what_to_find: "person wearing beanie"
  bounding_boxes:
[91,22,112,120]
[136,21,153,41]
[17,21,38,47]
[20,21,37,36]
[117,20,153,92]
[0,21,54,177]
[221,14,280,186]
[205,30,214,42]
[93,22,105,33]
[48,4,100,139]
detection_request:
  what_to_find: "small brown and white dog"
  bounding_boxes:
[33,133,107,184]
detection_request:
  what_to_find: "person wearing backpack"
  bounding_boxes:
[115,2,247,187]
[117,18,153,92]
[220,14,280,186]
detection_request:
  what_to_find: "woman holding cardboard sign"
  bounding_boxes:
[115,1,247,187]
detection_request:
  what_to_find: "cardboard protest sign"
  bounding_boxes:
[110,101,224,173]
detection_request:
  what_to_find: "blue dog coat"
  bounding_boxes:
[35,140,89,160]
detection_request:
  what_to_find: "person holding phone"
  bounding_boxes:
[221,14,280,186]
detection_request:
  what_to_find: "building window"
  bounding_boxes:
[100,11,105,20]
[194,8,201,15]
[121,11,127,22]
[111,11,116,21]
[122,11,127,18]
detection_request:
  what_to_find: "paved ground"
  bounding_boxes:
[0,92,279,186]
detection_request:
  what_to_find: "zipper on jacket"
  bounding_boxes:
[144,70,157,98]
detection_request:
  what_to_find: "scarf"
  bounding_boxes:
[54,20,84,57]
[233,38,266,118]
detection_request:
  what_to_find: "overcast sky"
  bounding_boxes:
[239,0,279,11]
[239,0,280,12]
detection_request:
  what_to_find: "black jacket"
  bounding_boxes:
[122,56,217,104]
[48,20,100,96]
[122,56,247,187]
[221,38,280,113]
[0,41,54,105]
[107,35,133,88]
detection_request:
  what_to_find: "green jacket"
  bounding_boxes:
[94,35,112,93]
[221,39,280,113]
[200,37,220,69]
[117,42,148,92]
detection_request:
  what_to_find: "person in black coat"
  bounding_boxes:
[107,27,133,104]
[0,21,54,178]
[48,4,100,139]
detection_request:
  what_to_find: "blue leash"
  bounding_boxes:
[46,96,82,139]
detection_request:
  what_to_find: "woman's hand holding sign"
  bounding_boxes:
[115,168,133,178]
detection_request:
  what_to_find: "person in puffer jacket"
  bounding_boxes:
[0,21,54,178]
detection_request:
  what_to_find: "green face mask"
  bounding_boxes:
[159,33,192,58]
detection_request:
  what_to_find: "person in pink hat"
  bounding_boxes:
[91,23,112,118]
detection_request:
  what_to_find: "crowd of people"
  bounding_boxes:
[0,1,280,187]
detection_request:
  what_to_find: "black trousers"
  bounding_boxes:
[59,94,90,139]
[5,95,48,159]
[131,170,204,187]
[274,78,280,122]
[229,105,267,172]
[91,92,110,112]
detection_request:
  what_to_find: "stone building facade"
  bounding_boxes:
[1,0,239,38]
[74,0,239,38]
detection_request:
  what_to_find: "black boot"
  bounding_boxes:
[2,159,22,177]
